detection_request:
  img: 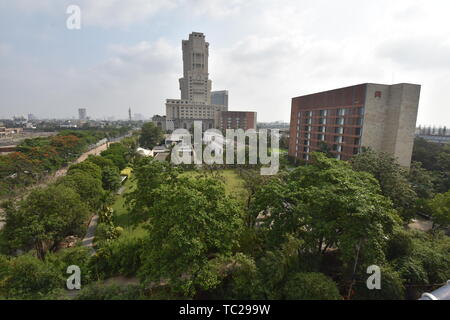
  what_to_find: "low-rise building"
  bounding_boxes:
[218,111,257,131]
[152,115,167,132]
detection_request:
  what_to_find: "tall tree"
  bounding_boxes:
[408,162,435,199]
[350,149,417,222]
[239,169,270,226]
[100,143,129,170]
[101,166,122,192]
[126,157,180,222]
[139,176,243,297]
[139,122,163,149]
[428,191,450,230]
[67,161,102,181]
[57,171,105,211]
[253,152,400,266]
[2,185,89,259]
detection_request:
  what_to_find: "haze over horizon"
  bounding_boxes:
[1,0,450,126]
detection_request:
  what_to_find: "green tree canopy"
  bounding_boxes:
[138,175,243,297]
[353,265,405,300]
[101,166,122,192]
[86,155,116,169]
[67,161,102,181]
[0,254,63,299]
[139,122,163,149]
[253,152,400,266]
[350,149,417,221]
[2,185,90,259]
[57,171,105,211]
[126,157,180,222]
[412,137,450,193]
[428,191,450,230]
[100,143,129,170]
[283,272,341,300]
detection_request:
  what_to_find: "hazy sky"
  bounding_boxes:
[0,0,449,125]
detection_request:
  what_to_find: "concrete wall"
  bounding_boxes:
[361,84,389,152]
[389,84,421,167]
[362,83,421,167]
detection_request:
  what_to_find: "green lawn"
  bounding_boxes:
[181,169,248,203]
[112,169,248,229]
[112,177,137,228]
[270,147,289,154]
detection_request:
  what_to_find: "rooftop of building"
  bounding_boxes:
[221,110,256,114]
[292,82,421,100]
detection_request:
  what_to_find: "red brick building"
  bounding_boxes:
[218,111,257,131]
[289,84,366,161]
[289,83,421,166]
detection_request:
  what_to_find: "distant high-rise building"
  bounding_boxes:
[27,114,37,121]
[165,32,256,131]
[78,108,87,121]
[289,83,421,167]
[211,90,229,107]
[128,108,132,121]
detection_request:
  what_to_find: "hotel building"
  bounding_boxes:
[288,83,421,167]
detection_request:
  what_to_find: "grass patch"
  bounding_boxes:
[112,169,249,232]
[112,177,136,228]
[270,147,288,154]
[181,169,248,203]
[119,224,148,239]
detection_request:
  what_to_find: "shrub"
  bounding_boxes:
[90,230,146,279]
[353,265,405,300]
[0,254,64,299]
[75,283,143,300]
[386,228,414,261]
[282,272,341,300]
[47,246,95,286]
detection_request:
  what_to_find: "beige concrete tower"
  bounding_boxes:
[165,32,255,132]
[179,32,212,104]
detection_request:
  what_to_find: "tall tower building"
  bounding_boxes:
[179,32,212,104]
[164,32,256,132]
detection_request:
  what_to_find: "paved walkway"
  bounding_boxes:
[81,214,99,255]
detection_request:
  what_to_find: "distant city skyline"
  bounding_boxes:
[1,1,450,125]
